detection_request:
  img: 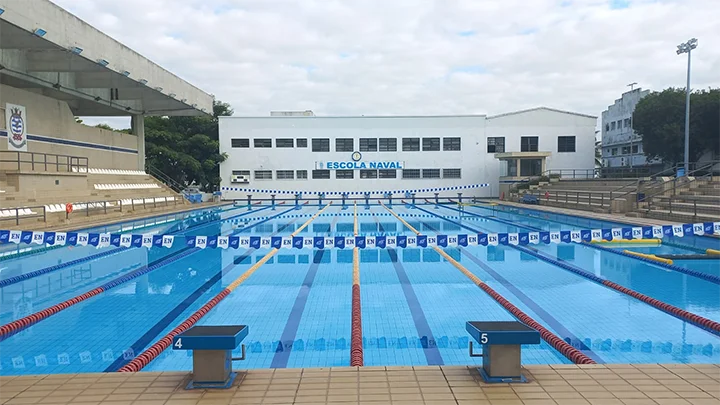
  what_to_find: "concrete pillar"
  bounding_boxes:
[131,115,145,170]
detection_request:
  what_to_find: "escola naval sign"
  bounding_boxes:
[316,151,404,170]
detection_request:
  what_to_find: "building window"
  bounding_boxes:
[231,138,249,148]
[487,137,505,153]
[379,138,397,152]
[443,168,461,178]
[616,120,622,129]
[254,139,272,148]
[632,145,639,154]
[520,136,539,152]
[402,169,421,179]
[443,137,461,151]
[297,138,308,148]
[312,170,330,179]
[557,136,576,153]
[232,170,250,176]
[312,138,330,152]
[254,170,272,180]
[422,138,441,151]
[359,138,378,152]
[360,169,378,179]
[276,170,294,179]
[519,159,542,176]
[611,148,618,156]
[624,118,631,128]
[296,170,308,179]
[605,124,610,132]
[422,169,441,178]
[335,138,354,152]
[402,138,420,151]
[622,146,631,155]
[335,170,354,179]
[276,138,294,148]
[379,169,396,179]
[611,121,616,130]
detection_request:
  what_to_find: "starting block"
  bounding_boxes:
[466,321,540,383]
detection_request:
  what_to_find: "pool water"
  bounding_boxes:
[1,202,719,375]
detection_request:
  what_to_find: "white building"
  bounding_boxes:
[219,107,597,200]
[601,88,657,168]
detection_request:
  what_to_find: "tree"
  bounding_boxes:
[633,88,719,165]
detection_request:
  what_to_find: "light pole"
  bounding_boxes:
[676,38,698,174]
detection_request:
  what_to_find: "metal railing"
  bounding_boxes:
[0,205,47,226]
[147,164,185,193]
[515,190,616,212]
[646,195,719,221]
[636,160,720,213]
[0,150,88,173]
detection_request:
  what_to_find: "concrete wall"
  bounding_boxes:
[218,108,597,199]
[0,84,138,169]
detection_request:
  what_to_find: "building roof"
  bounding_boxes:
[0,0,213,117]
[486,106,597,120]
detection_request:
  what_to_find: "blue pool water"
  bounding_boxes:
[1,202,719,375]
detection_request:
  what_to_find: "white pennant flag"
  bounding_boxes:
[261,237,272,248]
[550,232,561,244]
[324,237,334,248]
[529,232,540,244]
[611,228,622,240]
[386,236,397,248]
[693,223,704,235]
[282,237,292,249]
[119,234,132,247]
[195,236,207,249]
[53,232,67,246]
[407,236,417,248]
[632,227,643,239]
[8,231,21,244]
[426,236,436,247]
[468,234,478,246]
[217,236,229,249]
[448,235,458,246]
[239,237,251,248]
[31,232,45,245]
[344,237,355,248]
[570,231,581,243]
[652,226,663,239]
[162,235,174,248]
[714,222,720,235]
[591,229,602,241]
[488,234,499,246]
[77,233,89,246]
[303,237,313,249]
[672,225,683,237]
[141,234,153,248]
[508,233,519,245]
[99,233,111,248]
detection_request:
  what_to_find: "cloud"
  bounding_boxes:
[54,0,720,128]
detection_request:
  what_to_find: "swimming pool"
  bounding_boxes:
[1,202,719,375]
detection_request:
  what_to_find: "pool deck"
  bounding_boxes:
[1,364,719,405]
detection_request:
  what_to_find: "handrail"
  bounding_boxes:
[0,150,88,173]
[147,164,185,193]
[637,160,720,213]
[607,164,680,199]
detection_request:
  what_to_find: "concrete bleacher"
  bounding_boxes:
[512,178,647,213]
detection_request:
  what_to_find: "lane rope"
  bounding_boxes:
[350,202,363,367]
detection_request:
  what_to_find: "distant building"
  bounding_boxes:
[600,88,657,168]
[270,110,315,117]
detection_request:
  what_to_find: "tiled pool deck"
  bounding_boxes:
[1,364,718,405]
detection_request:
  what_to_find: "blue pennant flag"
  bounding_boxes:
[498,233,508,245]
[602,229,612,240]
[153,235,164,247]
[397,235,407,248]
[249,236,261,249]
[662,225,673,236]
[21,231,33,244]
[560,231,571,243]
[185,236,196,247]
[705,222,714,234]
[540,232,550,244]
[314,237,325,249]
[376,236,386,249]
[622,228,632,239]
[293,236,303,249]
[271,236,282,249]
[580,230,591,242]
[0,230,9,243]
[437,234,447,247]
[207,236,218,248]
[458,234,468,247]
[417,235,427,247]
[110,234,121,246]
[682,223,692,235]
[131,235,143,247]
[229,236,240,249]
[519,233,529,245]
[479,233,488,246]
[43,232,56,245]
[642,227,653,238]
[335,236,345,249]
[88,233,100,247]
[355,236,366,249]
[67,232,79,246]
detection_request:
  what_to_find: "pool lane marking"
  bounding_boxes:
[424,204,720,338]
[270,212,341,368]
[0,204,276,288]
[118,202,333,372]
[374,213,443,366]
[0,205,304,341]
[351,203,363,366]
[105,216,306,372]
[381,202,595,364]
[412,215,603,363]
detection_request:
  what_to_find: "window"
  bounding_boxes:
[443,168,461,179]
[422,137,440,151]
[624,118,631,128]
[379,169,396,179]
[519,159,542,176]
[443,137,461,151]
[335,170,354,179]
[520,136,539,152]
[402,169,421,179]
[616,120,622,129]
[254,139,272,148]
[622,146,631,155]
[605,124,610,132]
[611,148,618,156]
[276,170,294,179]
[254,170,272,180]
[312,138,330,152]
[335,138,354,152]
[232,170,250,176]
[276,138,294,148]
[422,169,441,178]
[360,169,378,179]
[632,145,639,154]
[379,138,397,152]
[359,138,378,152]
[487,137,505,153]
[312,170,330,179]
[297,138,308,148]
[231,138,249,148]
[611,121,616,130]
[557,136,576,153]
[402,138,420,151]
[296,170,308,179]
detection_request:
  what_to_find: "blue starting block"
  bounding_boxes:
[466,321,540,383]
[172,325,248,389]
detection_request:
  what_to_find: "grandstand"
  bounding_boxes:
[0,0,217,229]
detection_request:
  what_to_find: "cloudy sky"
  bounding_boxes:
[54,0,719,129]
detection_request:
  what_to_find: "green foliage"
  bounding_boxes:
[633,88,719,165]
[145,100,233,192]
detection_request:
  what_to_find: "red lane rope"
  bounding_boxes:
[350,284,363,366]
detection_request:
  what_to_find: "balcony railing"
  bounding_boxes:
[0,150,89,173]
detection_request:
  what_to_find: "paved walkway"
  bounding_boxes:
[1,364,719,405]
